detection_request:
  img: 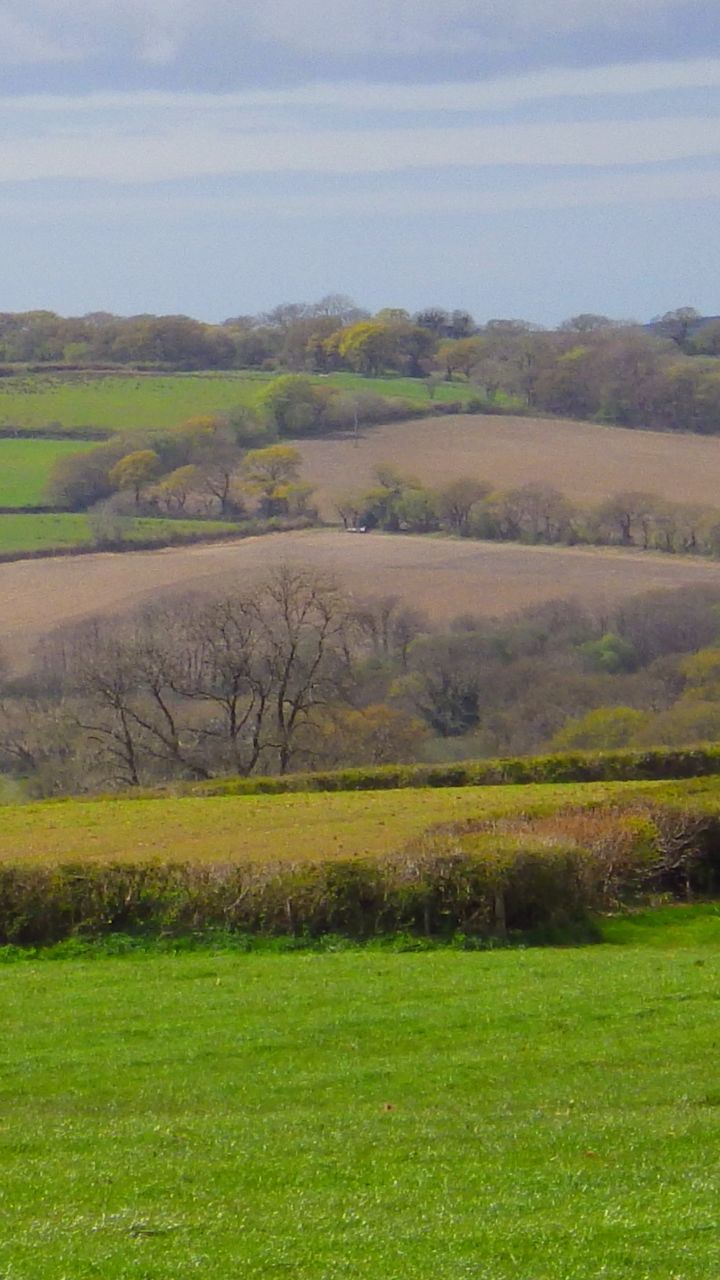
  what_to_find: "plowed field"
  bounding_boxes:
[3,529,720,668]
[298,413,720,518]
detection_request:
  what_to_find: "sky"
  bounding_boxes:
[0,0,718,323]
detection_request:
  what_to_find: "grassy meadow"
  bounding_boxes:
[4,774,720,865]
[0,438,95,507]
[0,370,474,436]
[0,512,239,555]
[0,908,718,1278]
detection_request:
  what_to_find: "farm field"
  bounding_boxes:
[2,529,720,667]
[1,914,719,1278]
[0,513,239,556]
[0,371,472,435]
[299,412,720,517]
[0,776,716,865]
[0,438,94,507]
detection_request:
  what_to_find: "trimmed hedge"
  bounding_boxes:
[183,746,720,799]
[2,802,719,945]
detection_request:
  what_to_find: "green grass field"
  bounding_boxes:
[0,370,476,435]
[0,512,239,555]
[0,438,94,506]
[0,907,718,1278]
[4,775,719,865]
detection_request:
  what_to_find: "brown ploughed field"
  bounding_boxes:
[297,413,720,518]
[3,529,720,668]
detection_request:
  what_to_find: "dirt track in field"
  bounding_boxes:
[4,529,720,668]
[297,414,720,519]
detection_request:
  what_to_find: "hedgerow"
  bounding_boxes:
[183,746,720,799]
[2,801,719,945]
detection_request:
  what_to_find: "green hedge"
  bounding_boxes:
[3,803,719,945]
[182,746,720,799]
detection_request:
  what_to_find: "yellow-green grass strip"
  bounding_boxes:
[4,776,720,866]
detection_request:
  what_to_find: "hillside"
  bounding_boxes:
[299,412,720,519]
[3,529,720,667]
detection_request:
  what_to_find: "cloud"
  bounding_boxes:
[0,116,717,183]
[0,10,78,63]
[2,166,720,225]
[3,56,720,114]
[0,0,713,64]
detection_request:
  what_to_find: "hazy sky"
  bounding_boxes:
[0,0,719,322]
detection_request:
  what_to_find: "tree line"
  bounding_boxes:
[3,300,720,435]
[5,573,720,796]
[338,467,720,559]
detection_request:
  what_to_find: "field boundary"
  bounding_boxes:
[40,745,720,805]
[1,797,718,944]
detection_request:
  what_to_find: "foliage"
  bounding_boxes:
[551,707,651,750]
[109,449,162,503]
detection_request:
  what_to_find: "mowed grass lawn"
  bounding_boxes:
[0,371,477,434]
[0,438,95,506]
[1,909,719,1278]
[4,776,720,865]
[0,513,239,555]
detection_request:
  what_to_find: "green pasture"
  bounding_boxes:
[326,370,479,403]
[0,438,94,506]
[0,373,270,434]
[4,774,719,865]
[0,512,238,555]
[0,370,477,435]
[0,908,718,1278]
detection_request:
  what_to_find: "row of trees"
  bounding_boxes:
[3,302,720,434]
[0,570,426,792]
[4,575,720,794]
[47,412,316,527]
[338,468,720,558]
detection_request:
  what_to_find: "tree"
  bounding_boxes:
[338,322,397,375]
[559,314,616,333]
[242,566,355,773]
[551,706,649,750]
[152,465,202,514]
[109,449,161,505]
[435,479,491,536]
[45,442,128,511]
[592,491,661,548]
[241,444,305,516]
[653,306,702,350]
[435,337,485,381]
[172,417,246,516]
[394,487,439,533]
[302,704,428,767]
[261,375,337,435]
[50,569,356,782]
[489,484,576,544]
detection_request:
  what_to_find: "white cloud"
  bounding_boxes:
[0,116,717,182]
[0,10,77,63]
[4,56,720,113]
[2,166,719,224]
